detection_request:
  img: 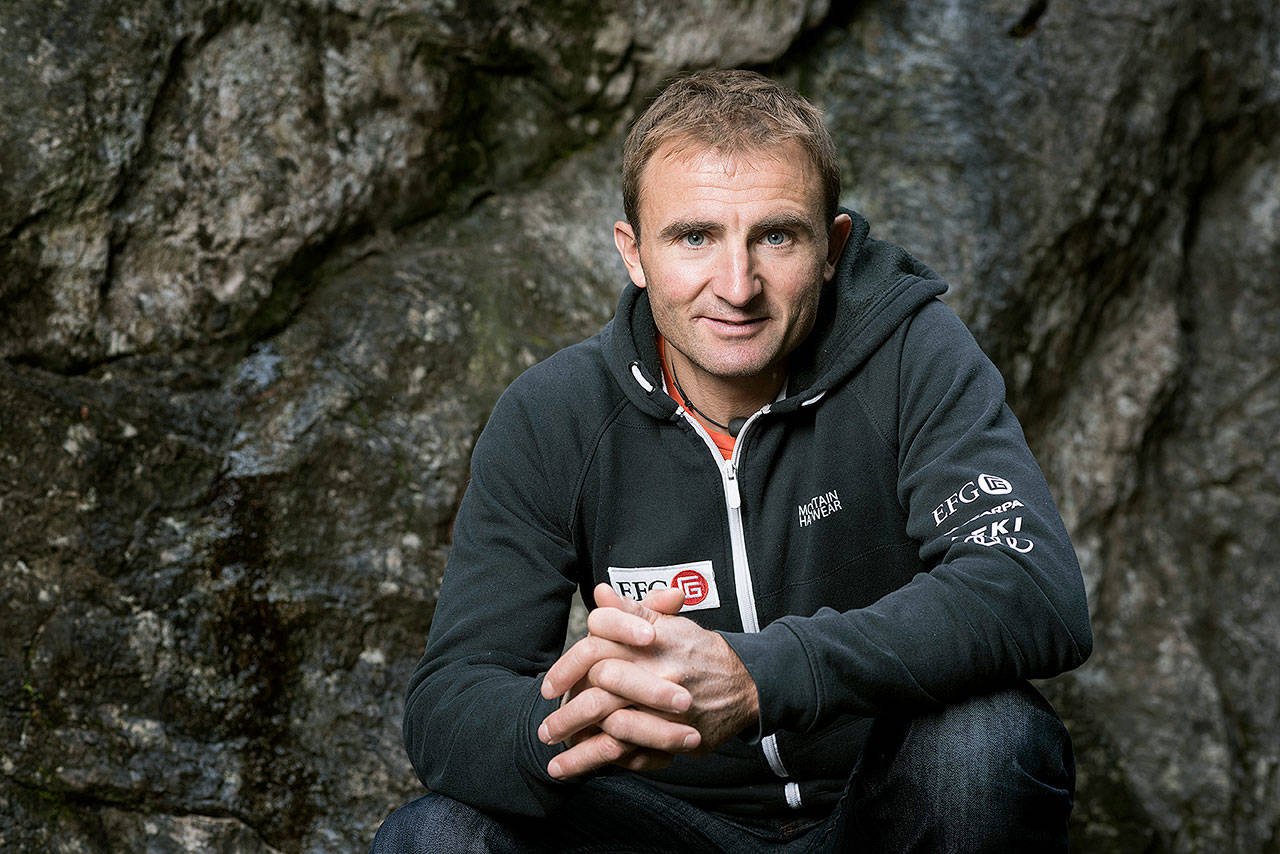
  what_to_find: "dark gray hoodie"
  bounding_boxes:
[402,209,1093,817]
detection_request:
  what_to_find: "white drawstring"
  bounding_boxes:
[629,361,654,393]
[800,391,826,407]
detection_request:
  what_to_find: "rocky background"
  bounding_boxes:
[1,0,1276,850]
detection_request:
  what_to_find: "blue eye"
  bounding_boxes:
[684,232,706,247]
[763,231,788,246]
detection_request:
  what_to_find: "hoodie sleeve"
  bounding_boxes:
[725,298,1093,735]
[402,374,583,817]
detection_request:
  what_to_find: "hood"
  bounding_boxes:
[601,208,948,419]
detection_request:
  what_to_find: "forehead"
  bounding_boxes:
[636,139,823,225]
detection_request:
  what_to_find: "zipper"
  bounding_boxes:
[676,404,798,803]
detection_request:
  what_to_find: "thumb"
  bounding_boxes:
[641,585,686,616]
[593,582,684,620]
[593,582,649,617]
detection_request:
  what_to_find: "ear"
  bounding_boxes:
[823,213,853,282]
[613,220,647,288]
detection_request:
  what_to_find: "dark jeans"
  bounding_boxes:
[370,682,1074,853]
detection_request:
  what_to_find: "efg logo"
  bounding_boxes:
[977,474,1012,495]
[672,569,709,606]
[607,561,721,612]
[932,473,1017,526]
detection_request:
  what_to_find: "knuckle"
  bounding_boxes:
[583,687,610,718]
[591,658,621,687]
[655,662,682,684]
[598,735,626,763]
[607,708,639,741]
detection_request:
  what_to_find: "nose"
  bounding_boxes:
[711,242,762,307]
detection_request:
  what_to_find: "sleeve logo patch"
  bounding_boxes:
[977,474,1012,495]
[955,516,1035,553]
[606,561,720,612]
[932,473,1016,526]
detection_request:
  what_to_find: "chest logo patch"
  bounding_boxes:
[606,561,720,612]
[798,489,843,527]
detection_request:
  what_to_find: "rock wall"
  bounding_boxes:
[1,1,1276,851]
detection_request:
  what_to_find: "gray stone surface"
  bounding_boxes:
[2,0,1277,850]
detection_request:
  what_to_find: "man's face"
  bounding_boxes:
[614,140,850,395]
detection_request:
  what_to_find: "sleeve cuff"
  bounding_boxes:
[719,620,819,740]
[517,680,581,792]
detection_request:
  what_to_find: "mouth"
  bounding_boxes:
[699,316,767,336]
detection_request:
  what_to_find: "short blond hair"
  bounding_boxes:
[622,69,840,236]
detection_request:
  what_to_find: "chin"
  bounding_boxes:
[699,355,778,380]
[680,336,787,381]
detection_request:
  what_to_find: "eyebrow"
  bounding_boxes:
[750,212,818,240]
[655,212,819,244]
[657,219,722,243]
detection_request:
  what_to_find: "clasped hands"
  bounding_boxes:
[538,583,759,780]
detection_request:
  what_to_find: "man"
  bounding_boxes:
[372,69,1092,852]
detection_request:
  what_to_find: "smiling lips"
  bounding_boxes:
[700,316,768,336]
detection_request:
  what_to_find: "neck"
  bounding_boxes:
[663,344,784,431]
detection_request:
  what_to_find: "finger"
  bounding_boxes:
[592,582,651,617]
[599,707,701,754]
[539,686,629,745]
[614,748,677,772]
[587,658,690,713]
[595,581,683,618]
[542,635,629,699]
[547,731,633,780]
[586,606,655,646]
[640,585,686,615]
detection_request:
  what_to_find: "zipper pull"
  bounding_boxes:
[725,462,742,509]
